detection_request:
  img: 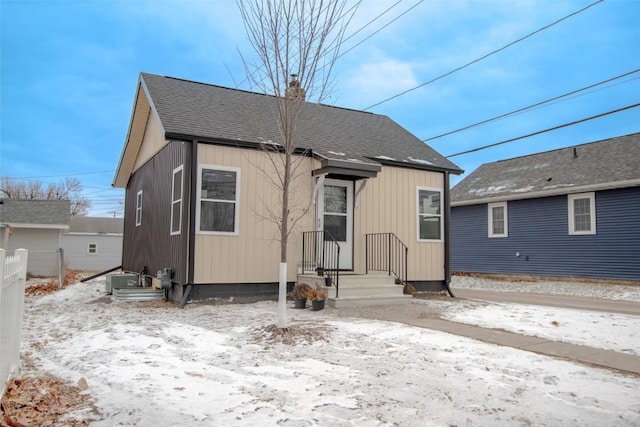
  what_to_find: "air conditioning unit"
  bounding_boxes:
[106,273,139,293]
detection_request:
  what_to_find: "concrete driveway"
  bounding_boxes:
[453,288,640,316]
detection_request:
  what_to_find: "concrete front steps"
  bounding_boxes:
[296,273,412,308]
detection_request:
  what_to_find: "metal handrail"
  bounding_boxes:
[365,232,408,286]
[301,231,340,297]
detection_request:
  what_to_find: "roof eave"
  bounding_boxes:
[3,223,70,230]
[452,178,640,207]
[112,75,158,188]
[312,158,382,179]
[367,157,464,174]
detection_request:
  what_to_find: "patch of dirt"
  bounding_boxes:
[452,272,640,286]
[250,322,333,346]
[25,270,88,296]
[1,376,100,426]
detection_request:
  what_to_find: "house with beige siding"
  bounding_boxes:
[113,73,462,305]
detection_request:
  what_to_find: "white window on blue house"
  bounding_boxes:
[568,192,596,235]
[197,165,240,234]
[87,243,97,255]
[171,165,183,235]
[135,190,143,226]
[417,187,442,241]
[488,202,508,238]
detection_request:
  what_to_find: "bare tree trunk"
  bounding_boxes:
[237,0,355,329]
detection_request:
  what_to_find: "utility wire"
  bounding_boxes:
[4,170,115,179]
[237,1,419,91]
[424,68,640,142]
[364,0,605,111]
[340,0,403,45]
[446,102,640,158]
[336,0,423,60]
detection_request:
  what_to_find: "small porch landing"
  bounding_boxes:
[296,273,412,308]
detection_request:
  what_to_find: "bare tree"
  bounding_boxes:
[1,177,91,216]
[237,0,355,328]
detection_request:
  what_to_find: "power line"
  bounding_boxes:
[237,0,415,92]
[336,0,423,60]
[236,0,363,89]
[340,0,403,45]
[446,102,640,158]
[4,170,114,179]
[424,68,640,142]
[364,0,605,111]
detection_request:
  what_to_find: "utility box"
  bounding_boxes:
[106,273,139,293]
[152,268,172,289]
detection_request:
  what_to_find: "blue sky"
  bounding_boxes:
[1,0,638,217]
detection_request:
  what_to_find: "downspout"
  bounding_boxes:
[443,171,455,297]
[180,139,198,308]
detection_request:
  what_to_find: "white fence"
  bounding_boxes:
[0,249,28,397]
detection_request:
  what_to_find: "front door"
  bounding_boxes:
[319,178,354,270]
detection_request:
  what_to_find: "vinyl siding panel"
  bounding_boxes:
[193,144,316,284]
[61,234,123,271]
[133,109,165,171]
[355,166,444,281]
[6,228,61,276]
[451,186,640,281]
[122,140,188,284]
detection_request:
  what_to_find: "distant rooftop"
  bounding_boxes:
[0,199,71,227]
[451,132,640,206]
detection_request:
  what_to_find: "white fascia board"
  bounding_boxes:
[64,232,123,236]
[452,179,640,207]
[7,223,70,230]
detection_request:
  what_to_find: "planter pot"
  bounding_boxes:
[294,298,307,309]
[311,299,325,311]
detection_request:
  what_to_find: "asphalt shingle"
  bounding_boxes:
[141,73,462,173]
[451,132,640,204]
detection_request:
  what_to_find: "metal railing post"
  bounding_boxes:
[404,245,408,285]
[335,246,340,298]
[388,233,392,276]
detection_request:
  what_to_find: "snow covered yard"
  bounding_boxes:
[14,278,640,426]
[451,274,640,301]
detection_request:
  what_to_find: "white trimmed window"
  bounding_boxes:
[87,243,97,255]
[171,165,183,235]
[417,187,443,241]
[568,192,596,235]
[197,165,240,234]
[135,190,143,226]
[488,202,508,237]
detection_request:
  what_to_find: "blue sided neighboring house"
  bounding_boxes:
[450,132,640,282]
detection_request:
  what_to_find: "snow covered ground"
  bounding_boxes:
[18,277,640,426]
[451,274,640,301]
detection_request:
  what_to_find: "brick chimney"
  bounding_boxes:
[285,74,306,101]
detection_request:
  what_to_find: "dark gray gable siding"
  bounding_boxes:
[122,140,188,288]
[451,186,640,281]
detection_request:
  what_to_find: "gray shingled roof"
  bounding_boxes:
[66,216,123,234]
[451,132,640,205]
[141,73,462,173]
[0,199,70,227]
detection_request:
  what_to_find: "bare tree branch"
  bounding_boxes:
[1,177,91,216]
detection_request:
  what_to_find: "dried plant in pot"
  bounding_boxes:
[310,285,328,311]
[291,283,313,309]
